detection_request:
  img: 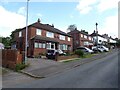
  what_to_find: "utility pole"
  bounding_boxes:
[25,0,29,64]
[95,23,98,51]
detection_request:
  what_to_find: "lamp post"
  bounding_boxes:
[25,0,29,64]
[95,23,98,50]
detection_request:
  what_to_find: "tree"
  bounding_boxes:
[116,39,120,47]
[67,24,77,33]
[81,29,88,34]
[1,37,11,48]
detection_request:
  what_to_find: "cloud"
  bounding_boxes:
[76,0,98,14]
[97,0,119,12]
[0,6,26,37]
[18,7,26,16]
[76,0,120,14]
[99,14,118,38]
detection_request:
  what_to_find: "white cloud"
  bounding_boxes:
[18,7,26,16]
[0,6,26,37]
[99,14,118,38]
[76,0,120,14]
[76,0,98,14]
[97,0,119,12]
[80,6,92,14]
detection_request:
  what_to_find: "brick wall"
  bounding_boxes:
[2,50,23,69]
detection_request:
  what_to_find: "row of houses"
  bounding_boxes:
[11,19,117,57]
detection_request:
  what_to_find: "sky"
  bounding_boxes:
[0,0,119,39]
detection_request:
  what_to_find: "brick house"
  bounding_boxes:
[68,29,93,51]
[12,19,73,57]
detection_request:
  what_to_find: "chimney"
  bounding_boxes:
[37,18,41,23]
[51,24,54,27]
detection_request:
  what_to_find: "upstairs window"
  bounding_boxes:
[84,35,87,39]
[60,35,65,40]
[36,29,41,35]
[46,31,54,38]
[89,37,92,40]
[19,31,22,37]
[81,34,83,38]
[68,37,71,41]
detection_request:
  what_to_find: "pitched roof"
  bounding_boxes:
[31,35,59,43]
[13,21,71,37]
[68,29,90,36]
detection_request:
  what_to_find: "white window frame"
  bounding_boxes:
[46,43,55,49]
[60,35,65,40]
[35,42,46,48]
[35,42,39,48]
[68,37,71,41]
[19,31,22,37]
[81,34,83,38]
[46,31,54,38]
[36,29,41,35]
[89,37,91,40]
[84,35,87,39]
[59,44,68,50]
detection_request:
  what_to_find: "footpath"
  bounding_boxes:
[20,49,117,78]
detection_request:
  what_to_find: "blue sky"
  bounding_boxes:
[0,0,119,38]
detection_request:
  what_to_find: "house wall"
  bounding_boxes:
[68,30,93,51]
[13,26,73,57]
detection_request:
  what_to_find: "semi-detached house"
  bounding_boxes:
[68,29,93,51]
[12,19,73,57]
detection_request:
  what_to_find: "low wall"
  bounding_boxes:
[57,55,79,61]
[2,49,23,69]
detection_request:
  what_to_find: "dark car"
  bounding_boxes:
[46,49,57,59]
[46,49,66,59]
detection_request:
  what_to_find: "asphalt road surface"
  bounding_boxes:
[5,50,119,88]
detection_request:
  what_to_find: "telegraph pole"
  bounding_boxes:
[25,0,29,64]
[95,23,98,50]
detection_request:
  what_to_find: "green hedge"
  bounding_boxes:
[75,50,84,57]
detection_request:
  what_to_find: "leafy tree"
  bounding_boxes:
[67,24,77,33]
[116,39,120,47]
[1,37,11,48]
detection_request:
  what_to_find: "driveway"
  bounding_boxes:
[24,58,62,71]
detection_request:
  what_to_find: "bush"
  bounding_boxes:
[15,63,29,72]
[75,50,84,57]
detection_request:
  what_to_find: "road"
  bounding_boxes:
[8,50,118,88]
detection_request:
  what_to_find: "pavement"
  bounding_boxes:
[20,49,118,78]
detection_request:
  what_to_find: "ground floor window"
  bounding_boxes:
[46,42,55,49]
[59,44,68,50]
[34,42,46,48]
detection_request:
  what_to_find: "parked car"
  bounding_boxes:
[77,46,94,54]
[46,49,66,59]
[92,46,104,53]
[97,45,109,52]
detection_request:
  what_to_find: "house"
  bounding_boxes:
[109,37,117,48]
[68,29,93,51]
[91,32,117,49]
[12,19,73,57]
[91,31,108,46]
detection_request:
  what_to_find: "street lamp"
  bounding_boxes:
[25,0,29,64]
[95,23,98,50]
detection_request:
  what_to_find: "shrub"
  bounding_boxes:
[15,63,29,72]
[75,50,84,57]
